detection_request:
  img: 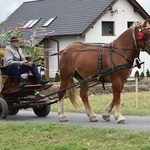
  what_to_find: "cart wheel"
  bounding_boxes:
[9,109,19,115]
[0,98,9,119]
[33,105,51,117]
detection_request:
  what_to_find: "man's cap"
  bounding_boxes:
[9,36,20,42]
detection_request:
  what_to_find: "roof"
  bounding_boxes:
[4,0,150,42]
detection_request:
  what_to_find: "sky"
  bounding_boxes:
[0,0,33,22]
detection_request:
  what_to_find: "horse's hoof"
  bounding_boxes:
[89,116,98,122]
[116,115,127,124]
[102,115,110,122]
[59,116,68,122]
[117,119,127,124]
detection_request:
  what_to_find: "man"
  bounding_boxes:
[3,36,49,88]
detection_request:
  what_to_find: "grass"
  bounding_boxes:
[51,92,150,116]
[0,121,149,150]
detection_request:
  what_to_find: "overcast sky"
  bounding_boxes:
[0,0,149,23]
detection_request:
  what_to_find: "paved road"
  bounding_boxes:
[7,110,150,131]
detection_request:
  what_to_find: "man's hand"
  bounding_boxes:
[28,62,33,67]
[19,61,24,66]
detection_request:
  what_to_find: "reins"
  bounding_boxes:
[62,45,137,54]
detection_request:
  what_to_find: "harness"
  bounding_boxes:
[96,44,134,90]
[96,27,146,90]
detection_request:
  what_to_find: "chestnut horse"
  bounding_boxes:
[58,20,150,123]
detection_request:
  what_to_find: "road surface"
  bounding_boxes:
[7,110,150,131]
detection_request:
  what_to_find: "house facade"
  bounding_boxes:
[3,0,150,78]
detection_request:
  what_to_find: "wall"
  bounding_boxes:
[48,36,85,78]
[85,0,143,43]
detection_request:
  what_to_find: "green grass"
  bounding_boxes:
[51,92,150,116]
[0,121,149,150]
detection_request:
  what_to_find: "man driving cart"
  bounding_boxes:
[2,36,49,88]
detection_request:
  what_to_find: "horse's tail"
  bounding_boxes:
[67,78,79,108]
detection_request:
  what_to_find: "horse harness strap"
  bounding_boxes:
[97,45,133,90]
[98,47,105,90]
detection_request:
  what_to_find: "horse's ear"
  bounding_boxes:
[143,19,148,27]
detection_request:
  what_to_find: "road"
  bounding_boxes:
[7,110,150,131]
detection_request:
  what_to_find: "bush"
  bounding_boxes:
[140,71,145,79]
[55,72,60,82]
[146,69,150,77]
[42,74,47,80]
[135,70,139,78]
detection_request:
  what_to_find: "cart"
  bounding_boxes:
[0,72,54,119]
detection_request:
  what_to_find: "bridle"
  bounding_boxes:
[132,24,150,55]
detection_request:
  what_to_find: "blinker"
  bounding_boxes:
[137,32,144,40]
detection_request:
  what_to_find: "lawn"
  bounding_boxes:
[0,121,149,150]
[51,92,150,116]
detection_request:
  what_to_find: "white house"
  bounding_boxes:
[3,0,150,78]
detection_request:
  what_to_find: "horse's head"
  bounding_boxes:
[133,20,150,54]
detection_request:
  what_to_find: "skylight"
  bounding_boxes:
[24,19,40,28]
[42,17,57,27]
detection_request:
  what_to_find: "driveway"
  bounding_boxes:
[7,110,150,131]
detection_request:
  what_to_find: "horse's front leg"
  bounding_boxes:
[80,83,98,122]
[103,80,126,123]
[113,82,126,123]
[102,100,114,122]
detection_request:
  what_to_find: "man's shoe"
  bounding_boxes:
[36,79,49,84]
[19,82,25,88]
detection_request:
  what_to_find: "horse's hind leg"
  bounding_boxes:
[58,81,69,122]
[80,82,98,122]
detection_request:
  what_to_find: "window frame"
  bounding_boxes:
[127,21,134,28]
[23,19,40,28]
[102,21,114,36]
[42,16,57,27]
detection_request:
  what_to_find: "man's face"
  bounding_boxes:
[11,41,19,48]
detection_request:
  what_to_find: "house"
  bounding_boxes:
[3,0,150,78]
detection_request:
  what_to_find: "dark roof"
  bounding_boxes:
[4,0,150,42]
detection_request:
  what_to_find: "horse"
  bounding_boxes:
[58,19,150,123]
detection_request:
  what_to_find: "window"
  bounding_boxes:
[42,17,57,27]
[23,19,40,28]
[102,21,114,35]
[127,22,134,28]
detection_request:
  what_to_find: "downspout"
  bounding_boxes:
[50,38,60,70]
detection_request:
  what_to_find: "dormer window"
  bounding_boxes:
[42,17,57,27]
[24,19,40,28]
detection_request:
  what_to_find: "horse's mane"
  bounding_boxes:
[132,20,150,31]
[131,21,143,31]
